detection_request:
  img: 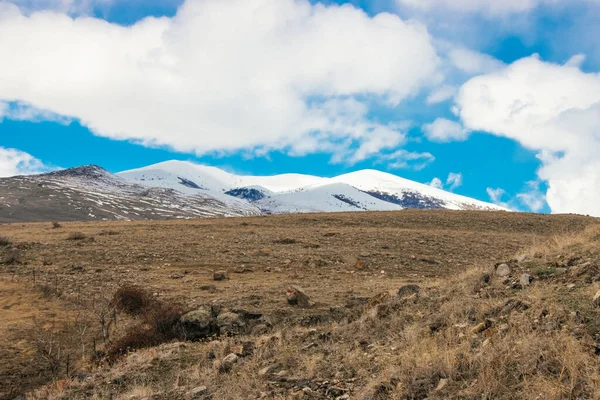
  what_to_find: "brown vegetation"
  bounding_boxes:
[1,210,599,399]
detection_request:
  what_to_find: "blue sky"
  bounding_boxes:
[1,0,600,215]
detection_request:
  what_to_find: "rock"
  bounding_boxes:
[498,323,510,334]
[435,378,449,391]
[520,273,532,287]
[567,283,576,289]
[216,312,245,336]
[170,273,184,279]
[180,307,214,340]
[258,363,282,377]
[190,386,208,399]
[593,291,600,307]
[471,319,493,334]
[397,284,420,299]
[555,267,567,275]
[287,285,314,308]
[219,353,239,372]
[495,264,511,277]
[213,270,228,281]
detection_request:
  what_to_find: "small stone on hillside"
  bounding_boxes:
[190,386,208,399]
[495,264,511,277]
[213,270,228,281]
[216,312,245,336]
[520,273,532,287]
[287,285,314,308]
[219,353,239,372]
[180,307,214,340]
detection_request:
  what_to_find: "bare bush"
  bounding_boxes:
[66,232,86,241]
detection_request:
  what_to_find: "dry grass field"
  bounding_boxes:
[1,210,599,399]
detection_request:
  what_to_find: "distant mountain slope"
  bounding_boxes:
[119,160,506,213]
[0,166,260,223]
[0,161,506,223]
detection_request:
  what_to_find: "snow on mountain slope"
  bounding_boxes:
[0,166,260,223]
[118,160,506,214]
[329,169,505,211]
[254,182,404,214]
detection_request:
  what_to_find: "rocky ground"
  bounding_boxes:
[0,210,599,399]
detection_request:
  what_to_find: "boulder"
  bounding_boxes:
[495,264,511,277]
[287,285,314,308]
[180,307,214,340]
[216,312,245,336]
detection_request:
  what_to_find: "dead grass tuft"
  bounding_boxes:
[66,232,87,241]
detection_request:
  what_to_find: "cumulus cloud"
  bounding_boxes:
[457,55,600,216]
[422,118,470,142]
[0,147,51,177]
[446,172,462,190]
[0,0,440,164]
[517,181,546,212]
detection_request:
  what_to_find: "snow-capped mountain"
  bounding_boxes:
[0,160,505,222]
[118,160,506,214]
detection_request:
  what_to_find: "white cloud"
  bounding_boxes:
[516,180,546,212]
[376,149,435,170]
[447,47,505,75]
[446,172,462,190]
[0,147,51,177]
[429,177,443,189]
[426,84,457,104]
[0,0,440,164]
[486,187,510,209]
[422,118,470,142]
[457,55,600,216]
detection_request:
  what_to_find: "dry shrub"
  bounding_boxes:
[111,285,153,315]
[51,222,62,229]
[107,287,185,361]
[66,232,86,241]
[0,235,10,246]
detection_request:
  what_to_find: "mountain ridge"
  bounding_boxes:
[0,162,506,223]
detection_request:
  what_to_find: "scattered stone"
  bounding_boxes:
[435,378,449,391]
[287,285,314,308]
[216,312,245,336]
[495,264,511,277]
[555,267,567,275]
[593,291,600,307]
[498,323,510,334]
[180,307,214,340]
[520,273,532,287]
[397,284,420,299]
[258,363,281,377]
[170,273,184,279]
[199,284,216,292]
[567,283,576,289]
[190,386,208,399]
[471,319,493,334]
[219,353,239,372]
[213,270,228,281]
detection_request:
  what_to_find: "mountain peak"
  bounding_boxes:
[46,165,109,179]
